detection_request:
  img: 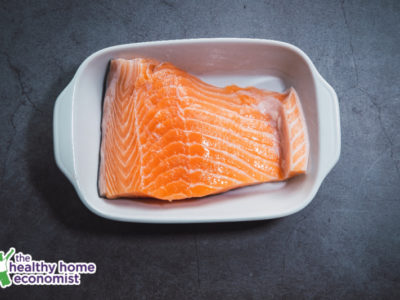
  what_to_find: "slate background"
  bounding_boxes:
[1,0,399,298]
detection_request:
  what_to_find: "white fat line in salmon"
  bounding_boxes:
[139,131,280,170]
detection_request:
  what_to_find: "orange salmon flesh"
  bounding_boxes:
[99,58,309,201]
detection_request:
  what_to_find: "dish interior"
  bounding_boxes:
[71,41,319,221]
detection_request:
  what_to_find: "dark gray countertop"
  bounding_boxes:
[1,0,399,298]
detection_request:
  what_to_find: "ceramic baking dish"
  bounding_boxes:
[53,38,340,223]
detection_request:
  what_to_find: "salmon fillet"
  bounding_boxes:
[99,58,309,201]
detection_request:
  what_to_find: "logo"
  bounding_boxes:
[0,247,96,288]
[0,248,15,288]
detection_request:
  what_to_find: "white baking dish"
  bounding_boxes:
[53,38,340,223]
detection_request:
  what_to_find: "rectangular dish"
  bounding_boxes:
[53,38,341,223]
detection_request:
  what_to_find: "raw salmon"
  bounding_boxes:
[99,58,309,201]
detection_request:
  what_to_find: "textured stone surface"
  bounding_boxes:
[1,0,399,298]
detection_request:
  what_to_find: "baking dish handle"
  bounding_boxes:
[317,76,341,177]
[53,81,75,183]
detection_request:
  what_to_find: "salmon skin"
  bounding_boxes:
[99,58,309,201]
